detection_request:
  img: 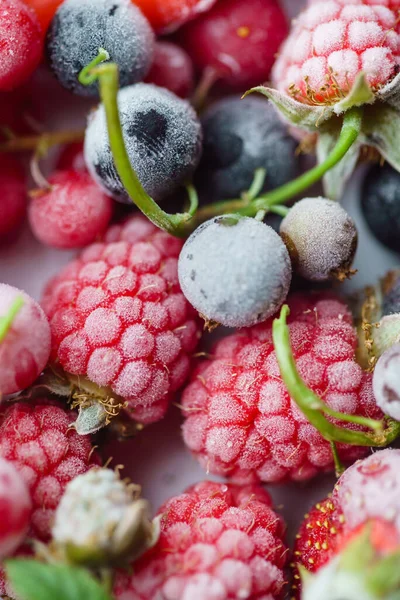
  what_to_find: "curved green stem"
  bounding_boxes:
[78,48,110,86]
[0,297,24,342]
[85,62,193,236]
[272,305,400,447]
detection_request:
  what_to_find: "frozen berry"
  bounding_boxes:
[145,41,194,98]
[196,96,299,202]
[52,467,156,566]
[114,480,288,600]
[0,0,43,91]
[382,271,400,317]
[0,399,100,541]
[361,163,400,253]
[56,142,86,173]
[0,155,27,240]
[179,0,289,90]
[46,0,155,97]
[178,216,292,328]
[0,284,51,396]
[181,292,381,484]
[0,458,31,559]
[41,215,201,425]
[280,197,358,282]
[131,0,217,33]
[372,344,400,421]
[28,170,114,249]
[84,83,202,203]
[23,0,64,31]
[273,0,400,106]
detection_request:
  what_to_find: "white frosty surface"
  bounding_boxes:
[373,344,400,420]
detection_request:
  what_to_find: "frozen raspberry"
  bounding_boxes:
[132,0,217,33]
[0,399,100,541]
[272,0,400,105]
[0,155,27,241]
[28,170,114,249]
[181,292,381,484]
[179,0,289,90]
[0,284,51,396]
[0,458,31,559]
[0,0,43,91]
[145,41,195,98]
[56,142,86,173]
[114,480,288,600]
[41,215,201,425]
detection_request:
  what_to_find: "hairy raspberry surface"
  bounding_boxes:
[0,399,100,541]
[42,216,201,425]
[114,481,288,600]
[181,293,381,484]
[272,0,400,105]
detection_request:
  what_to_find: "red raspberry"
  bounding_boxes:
[272,0,400,106]
[114,481,288,600]
[179,0,289,90]
[0,155,27,241]
[41,215,201,425]
[0,458,31,559]
[0,0,43,91]
[0,399,100,541]
[56,142,86,173]
[28,170,114,249]
[181,292,381,484]
[131,0,217,33]
[145,41,195,98]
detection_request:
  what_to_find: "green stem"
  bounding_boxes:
[86,63,191,236]
[330,442,345,478]
[272,305,400,448]
[0,297,24,342]
[78,48,110,86]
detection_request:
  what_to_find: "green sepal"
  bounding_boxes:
[72,403,109,435]
[5,560,111,600]
[362,103,400,172]
[377,72,400,111]
[316,127,361,200]
[334,72,375,115]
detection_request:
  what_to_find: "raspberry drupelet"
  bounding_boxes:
[181,292,381,484]
[114,481,288,600]
[272,0,400,106]
[41,215,201,425]
[0,458,32,560]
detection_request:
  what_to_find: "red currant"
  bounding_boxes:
[22,0,63,31]
[56,142,86,173]
[179,0,289,90]
[145,41,194,98]
[0,156,27,240]
[132,0,217,33]
[0,0,43,91]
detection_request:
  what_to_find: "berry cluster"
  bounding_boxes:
[3,0,400,599]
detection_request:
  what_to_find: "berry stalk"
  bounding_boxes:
[0,130,85,153]
[273,305,400,448]
[0,296,23,342]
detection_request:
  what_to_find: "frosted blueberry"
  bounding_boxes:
[46,0,155,97]
[280,197,358,282]
[195,96,298,202]
[178,215,292,328]
[84,83,203,203]
[373,344,400,421]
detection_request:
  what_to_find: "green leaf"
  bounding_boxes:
[316,128,360,200]
[334,72,375,115]
[6,560,112,600]
[362,103,400,172]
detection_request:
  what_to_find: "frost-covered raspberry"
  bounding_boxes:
[46,0,155,96]
[114,481,288,600]
[28,170,114,249]
[0,284,51,396]
[178,216,292,328]
[0,458,31,559]
[272,0,400,105]
[280,197,358,282]
[0,399,100,541]
[52,468,157,566]
[181,292,381,483]
[41,215,201,425]
[84,83,202,203]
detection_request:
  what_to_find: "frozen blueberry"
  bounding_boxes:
[195,96,299,202]
[280,197,358,282]
[362,164,400,253]
[46,0,155,97]
[373,344,400,420]
[84,83,203,203]
[178,215,292,328]
[382,271,400,317]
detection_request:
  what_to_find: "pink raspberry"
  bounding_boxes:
[272,0,400,105]
[0,399,100,541]
[41,215,201,425]
[181,292,381,484]
[114,481,288,600]
[0,458,31,559]
[0,284,51,396]
[28,170,114,249]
